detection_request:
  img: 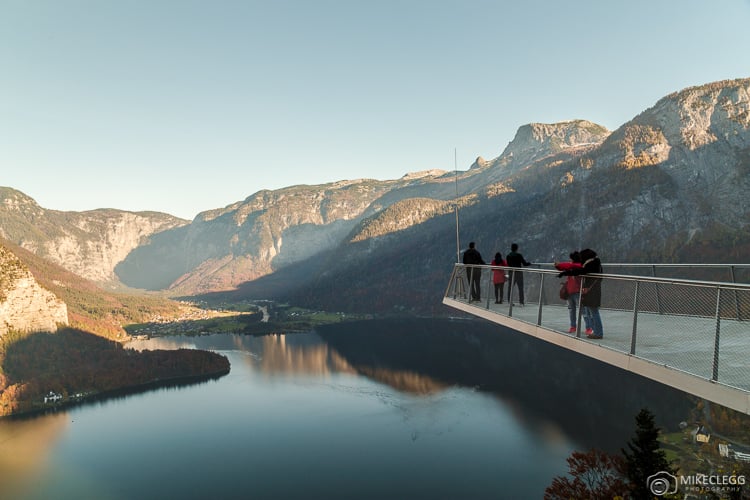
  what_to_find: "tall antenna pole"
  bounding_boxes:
[454,148,461,263]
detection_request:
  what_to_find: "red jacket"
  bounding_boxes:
[555,261,582,295]
[491,259,507,284]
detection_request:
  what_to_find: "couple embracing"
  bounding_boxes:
[555,249,604,339]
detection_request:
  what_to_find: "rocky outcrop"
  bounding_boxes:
[494,120,611,174]
[0,245,67,335]
[0,188,188,283]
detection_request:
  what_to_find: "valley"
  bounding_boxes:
[2,78,750,429]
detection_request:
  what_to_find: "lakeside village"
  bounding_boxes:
[125,299,366,340]
[686,425,750,463]
[42,391,87,404]
[125,300,262,339]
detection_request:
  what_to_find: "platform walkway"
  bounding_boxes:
[443,264,750,414]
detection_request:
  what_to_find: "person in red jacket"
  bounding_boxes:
[554,251,592,334]
[558,248,604,339]
[491,252,507,304]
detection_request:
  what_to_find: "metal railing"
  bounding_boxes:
[445,263,750,392]
[534,262,750,286]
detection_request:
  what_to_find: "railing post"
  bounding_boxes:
[537,273,545,325]
[712,287,722,382]
[452,265,467,300]
[630,281,640,355]
[652,265,663,314]
[730,266,742,321]
[486,267,492,310]
[575,290,583,338]
[508,271,515,318]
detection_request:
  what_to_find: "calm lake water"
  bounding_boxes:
[0,318,692,499]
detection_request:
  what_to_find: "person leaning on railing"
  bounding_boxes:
[506,243,532,305]
[554,251,593,335]
[558,248,604,339]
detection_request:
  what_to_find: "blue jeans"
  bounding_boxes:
[583,306,603,337]
[567,294,592,329]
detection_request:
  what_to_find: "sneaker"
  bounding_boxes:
[587,335,603,339]
[585,328,593,335]
[568,327,576,333]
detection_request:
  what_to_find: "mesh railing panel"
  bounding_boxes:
[536,263,750,284]
[445,264,750,391]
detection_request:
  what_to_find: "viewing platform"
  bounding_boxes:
[443,263,750,415]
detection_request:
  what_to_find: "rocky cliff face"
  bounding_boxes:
[0,245,67,335]
[0,188,188,284]
[490,120,611,174]
[597,79,750,231]
[116,173,462,292]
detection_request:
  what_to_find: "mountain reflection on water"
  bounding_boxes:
[131,330,449,395]
[131,317,693,449]
[0,318,694,499]
[327,318,694,448]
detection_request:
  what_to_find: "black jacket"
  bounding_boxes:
[462,248,485,266]
[561,257,603,307]
[506,251,531,268]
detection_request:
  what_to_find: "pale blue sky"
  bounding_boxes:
[2,0,749,219]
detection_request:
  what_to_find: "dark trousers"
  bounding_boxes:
[508,270,525,304]
[494,283,505,302]
[468,269,482,300]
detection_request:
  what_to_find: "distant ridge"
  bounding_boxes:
[0,187,187,285]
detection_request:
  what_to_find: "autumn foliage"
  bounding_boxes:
[544,449,628,500]
[0,328,229,416]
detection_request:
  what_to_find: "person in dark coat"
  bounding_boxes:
[462,241,485,302]
[506,243,531,305]
[558,248,604,339]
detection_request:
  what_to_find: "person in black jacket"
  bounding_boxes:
[558,248,604,339]
[462,241,485,302]
[506,243,531,305]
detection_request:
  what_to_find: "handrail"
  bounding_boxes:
[456,263,750,290]
[444,263,750,404]
[534,262,750,269]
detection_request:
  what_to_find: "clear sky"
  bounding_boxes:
[2,0,749,220]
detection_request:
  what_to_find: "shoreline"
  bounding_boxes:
[3,367,230,420]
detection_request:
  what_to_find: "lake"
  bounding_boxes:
[0,318,692,499]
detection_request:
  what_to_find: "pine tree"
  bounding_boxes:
[622,408,676,499]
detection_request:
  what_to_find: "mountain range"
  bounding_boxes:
[2,77,749,327]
